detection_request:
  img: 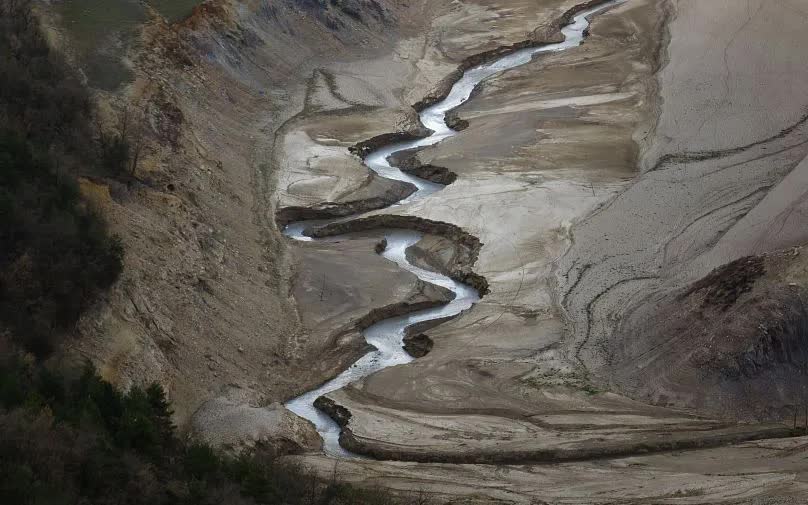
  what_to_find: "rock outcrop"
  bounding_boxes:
[190,397,322,456]
[602,249,808,420]
[402,333,433,358]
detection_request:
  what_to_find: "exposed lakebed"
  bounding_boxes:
[283,0,624,458]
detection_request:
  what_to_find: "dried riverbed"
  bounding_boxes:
[283,0,627,457]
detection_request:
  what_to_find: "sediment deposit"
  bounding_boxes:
[55,0,808,501]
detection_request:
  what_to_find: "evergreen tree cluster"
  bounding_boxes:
[0,349,404,505]
[0,0,124,356]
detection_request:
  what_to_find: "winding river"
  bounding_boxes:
[283,0,623,458]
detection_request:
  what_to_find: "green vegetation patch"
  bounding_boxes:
[146,0,205,23]
[50,0,205,89]
[0,133,123,357]
[53,0,145,90]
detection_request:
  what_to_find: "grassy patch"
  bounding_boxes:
[53,0,145,90]
[146,0,205,23]
[521,368,602,396]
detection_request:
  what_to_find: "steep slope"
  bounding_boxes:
[559,0,808,421]
[65,0,428,423]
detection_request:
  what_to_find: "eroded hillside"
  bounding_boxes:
[559,0,808,421]
[44,0,808,502]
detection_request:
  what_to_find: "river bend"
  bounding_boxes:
[283,0,623,458]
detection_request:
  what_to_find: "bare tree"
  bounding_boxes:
[411,489,431,505]
[95,103,146,178]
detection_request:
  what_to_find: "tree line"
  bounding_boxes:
[0,349,406,505]
[0,0,127,357]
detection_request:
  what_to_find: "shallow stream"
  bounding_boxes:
[283,0,623,457]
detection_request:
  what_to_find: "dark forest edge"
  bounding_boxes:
[0,348,409,505]
[0,1,419,503]
[0,0,124,357]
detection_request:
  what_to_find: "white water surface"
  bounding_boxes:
[283,1,623,457]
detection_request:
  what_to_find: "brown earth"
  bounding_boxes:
[56,0,618,426]
[558,0,808,423]
[45,0,808,501]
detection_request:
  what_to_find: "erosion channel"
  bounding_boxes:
[283,0,624,458]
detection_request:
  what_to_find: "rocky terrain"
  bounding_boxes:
[46,0,808,502]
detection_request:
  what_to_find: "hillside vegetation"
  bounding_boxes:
[0,349,400,505]
[0,2,412,503]
[0,0,123,356]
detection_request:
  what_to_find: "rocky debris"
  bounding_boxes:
[725,293,808,380]
[274,181,416,226]
[313,395,351,427]
[604,249,808,420]
[147,89,185,150]
[387,148,458,184]
[682,255,766,311]
[444,111,469,132]
[402,333,433,357]
[399,163,457,184]
[190,397,322,456]
[309,214,489,295]
[404,315,453,357]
